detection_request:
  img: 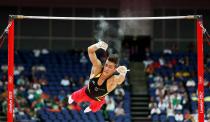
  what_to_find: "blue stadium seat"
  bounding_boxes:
[47,112,57,120]
[168,116,176,122]
[160,114,167,122]
[70,110,81,120]
[55,112,64,120]
[79,111,89,120]
[115,115,124,122]
[95,111,105,122]
[151,114,159,122]
[108,111,115,120]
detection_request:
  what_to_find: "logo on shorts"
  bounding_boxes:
[95,87,98,91]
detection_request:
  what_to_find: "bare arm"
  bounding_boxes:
[114,74,126,85]
[115,66,128,85]
[88,44,102,67]
[106,74,125,92]
[88,41,108,77]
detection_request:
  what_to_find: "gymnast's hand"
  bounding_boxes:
[95,40,108,51]
[116,66,128,76]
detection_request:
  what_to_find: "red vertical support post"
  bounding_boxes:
[197,17,204,122]
[7,20,14,122]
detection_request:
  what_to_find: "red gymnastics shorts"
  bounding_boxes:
[71,86,105,112]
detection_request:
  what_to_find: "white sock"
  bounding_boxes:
[84,106,92,113]
[68,95,74,104]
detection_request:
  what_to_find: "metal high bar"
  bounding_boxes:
[9,15,201,21]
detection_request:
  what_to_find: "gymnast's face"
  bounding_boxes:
[103,60,116,76]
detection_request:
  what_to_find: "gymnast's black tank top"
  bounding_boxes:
[85,72,112,101]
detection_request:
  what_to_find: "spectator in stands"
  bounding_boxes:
[166,102,174,118]
[80,52,88,65]
[150,103,161,115]
[38,75,48,86]
[192,110,198,122]
[158,97,167,114]
[205,96,210,102]
[154,74,163,83]
[184,110,195,122]
[145,63,155,75]
[163,48,172,54]
[175,111,184,122]
[170,81,178,93]
[27,81,43,104]
[115,102,125,116]
[61,76,70,87]
[182,92,189,110]
[190,93,198,102]
[67,102,81,111]
[1,99,7,114]
[31,65,46,74]
[15,97,27,114]
[178,57,185,65]
[33,49,41,57]
[1,64,7,73]
[148,98,156,110]
[171,92,182,107]
[79,50,88,71]
[182,70,190,79]
[16,75,25,86]
[163,90,170,102]
[159,55,165,66]
[174,103,183,111]
[15,85,27,98]
[84,76,89,86]
[34,83,43,100]
[32,98,45,112]
[46,97,62,112]
[155,86,165,97]
[153,60,161,69]
[143,57,153,69]
[41,48,49,55]
[114,86,125,104]
[105,96,115,111]
[58,90,66,102]
[27,84,36,103]
[33,49,49,57]
[186,78,196,87]
[175,70,184,82]
[114,86,125,96]
[14,65,24,76]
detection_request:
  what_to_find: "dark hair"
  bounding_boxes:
[107,54,119,66]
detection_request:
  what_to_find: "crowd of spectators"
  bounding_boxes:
[144,47,210,122]
[0,49,130,122]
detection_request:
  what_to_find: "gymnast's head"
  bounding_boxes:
[102,54,119,76]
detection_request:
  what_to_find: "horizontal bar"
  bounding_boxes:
[10,15,201,21]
